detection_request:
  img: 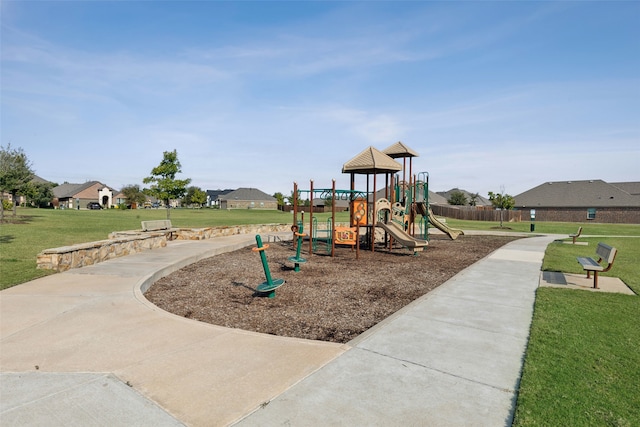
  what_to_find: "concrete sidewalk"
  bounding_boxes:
[1,232,557,426]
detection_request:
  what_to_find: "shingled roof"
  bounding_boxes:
[52,181,105,199]
[206,189,234,202]
[219,188,276,202]
[514,180,640,208]
[611,182,640,196]
[342,146,402,174]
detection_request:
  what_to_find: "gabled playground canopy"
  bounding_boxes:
[341,146,402,174]
[382,141,419,186]
[382,141,419,159]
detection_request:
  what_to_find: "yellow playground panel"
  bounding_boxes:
[334,227,358,246]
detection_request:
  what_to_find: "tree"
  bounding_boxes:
[24,180,54,208]
[121,184,147,208]
[469,193,480,207]
[286,191,303,207]
[0,144,34,220]
[488,188,515,228]
[183,186,206,208]
[448,190,468,206]
[143,150,191,219]
[273,192,285,209]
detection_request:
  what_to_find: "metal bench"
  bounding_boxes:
[569,226,583,244]
[576,242,617,289]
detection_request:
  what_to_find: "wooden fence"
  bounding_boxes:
[430,205,522,222]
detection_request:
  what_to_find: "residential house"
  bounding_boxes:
[514,180,640,224]
[218,188,277,210]
[206,189,234,208]
[53,181,114,209]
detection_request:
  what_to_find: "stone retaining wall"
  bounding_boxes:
[37,234,168,272]
[37,223,291,272]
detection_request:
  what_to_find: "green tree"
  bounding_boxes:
[121,184,147,208]
[24,180,54,208]
[448,190,468,206]
[469,193,479,207]
[143,150,191,219]
[273,192,285,209]
[286,191,303,207]
[0,144,34,220]
[488,188,515,228]
[183,186,206,208]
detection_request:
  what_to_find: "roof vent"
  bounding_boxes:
[567,181,572,184]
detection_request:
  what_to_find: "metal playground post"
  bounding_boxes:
[252,235,285,298]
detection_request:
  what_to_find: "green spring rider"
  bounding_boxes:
[288,223,307,272]
[252,235,285,298]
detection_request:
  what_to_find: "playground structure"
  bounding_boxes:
[288,217,307,272]
[291,142,463,258]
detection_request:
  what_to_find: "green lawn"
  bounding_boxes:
[0,207,347,289]
[513,236,640,426]
[446,218,640,236]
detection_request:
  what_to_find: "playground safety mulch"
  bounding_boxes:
[145,234,520,344]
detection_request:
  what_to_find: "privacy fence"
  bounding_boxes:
[430,204,523,222]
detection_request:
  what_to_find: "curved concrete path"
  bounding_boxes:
[1,232,558,426]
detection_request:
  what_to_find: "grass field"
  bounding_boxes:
[513,235,640,426]
[446,218,640,236]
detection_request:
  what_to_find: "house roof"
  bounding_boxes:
[206,189,234,201]
[429,191,452,205]
[53,181,105,199]
[342,146,402,174]
[219,187,276,202]
[382,141,419,158]
[312,198,350,208]
[436,188,491,206]
[31,175,51,185]
[514,180,640,208]
[611,182,640,196]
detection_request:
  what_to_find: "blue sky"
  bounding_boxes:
[2,1,638,198]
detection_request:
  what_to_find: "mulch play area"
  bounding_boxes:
[145,234,520,344]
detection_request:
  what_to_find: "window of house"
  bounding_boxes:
[587,208,596,220]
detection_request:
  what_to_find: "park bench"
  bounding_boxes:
[576,242,617,289]
[141,220,178,240]
[569,226,583,244]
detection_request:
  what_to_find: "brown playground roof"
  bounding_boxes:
[342,146,402,174]
[382,141,419,158]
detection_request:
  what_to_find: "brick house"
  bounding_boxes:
[218,188,277,210]
[206,189,234,208]
[53,181,114,209]
[514,180,640,224]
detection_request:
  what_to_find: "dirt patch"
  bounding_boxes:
[145,234,520,343]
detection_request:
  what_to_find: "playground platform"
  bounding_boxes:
[1,231,558,426]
